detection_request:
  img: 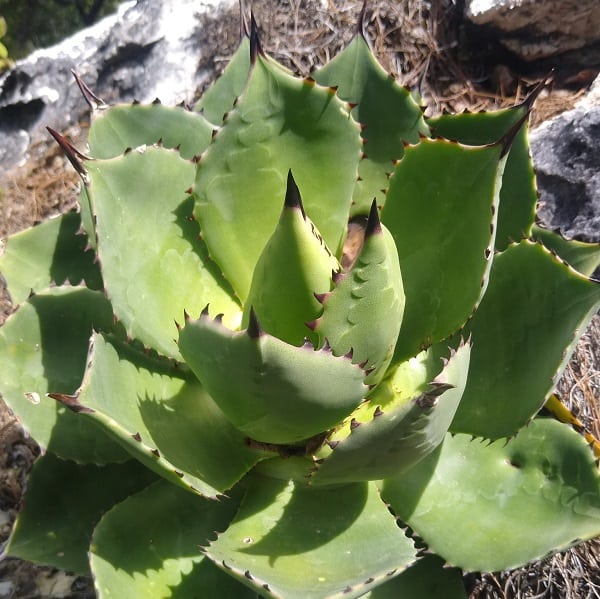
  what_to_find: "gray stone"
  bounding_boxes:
[0,0,234,172]
[530,82,600,242]
[466,0,600,62]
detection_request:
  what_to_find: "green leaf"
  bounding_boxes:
[205,476,417,598]
[362,555,467,599]
[85,146,241,360]
[382,138,504,361]
[382,419,600,572]
[428,106,536,250]
[88,103,214,160]
[243,172,339,347]
[68,333,265,498]
[91,480,255,598]
[0,212,101,306]
[532,224,600,277]
[313,35,429,215]
[179,311,367,445]
[310,338,470,486]
[451,240,600,439]
[0,287,127,463]
[194,53,361,300]
[194,37,251,126]
[315,204,404,384]
[6,454,156,575]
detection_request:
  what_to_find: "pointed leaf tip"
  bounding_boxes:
[357,0,368,39]
[249,11,264,64]
[284,169,306,219]
[519,70,554,113]
[47,392,94,414]
[365,199,382,237]
[247,307,263,338]
[71,70,106,110]
[47,127,89,178]
[239,0,249,38]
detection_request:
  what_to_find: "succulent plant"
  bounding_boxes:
[2,6,600,598]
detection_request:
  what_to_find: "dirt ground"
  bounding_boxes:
[0,1,599,597]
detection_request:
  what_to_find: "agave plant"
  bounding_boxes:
[1,5,600,598]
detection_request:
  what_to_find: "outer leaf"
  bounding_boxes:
[451,240,600,439]
[91,480,255,599]
[85,146,241,359]
[362,555,467,599]
[382,419,600,572]
[310,338,470,486]
[243,173,339,346]
[315,204,404,384]
[382,138,504,361]
[5,454,156,575]
[179,312,367,445]
[0,212,101,305]
[194,53,361,300]
[194,37,251,126]
[62,333,266,498]
[532,224,600,277]
[88,103,214,160]
[0,287,127,463]
[428,106,536,250]
[314,34,429,214]
[205,476,417,599]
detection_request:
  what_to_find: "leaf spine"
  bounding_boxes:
[46,128,89,180]
[284,169,306,219]
[71,70,107,110]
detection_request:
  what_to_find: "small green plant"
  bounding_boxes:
[1,7,600,598]
[0,16,13,72]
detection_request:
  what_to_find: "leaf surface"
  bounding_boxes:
[0,287,126,463]
[311,338,470,485]
[179,312,367,445]
[205,476,416,598]
[91,480,255,598]
[70,333,266,498]
[85,147,241,359]
[0,212,101,306]
[382,138,504,361]
[428,107,536,250]
[452,241,600,438]
[88,103,213,159]
[6,454,156,575]
[382,419,600,572]
[314,35,429,215]
[194,54,361,300]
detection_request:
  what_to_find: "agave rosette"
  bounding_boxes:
[1,8,600,599]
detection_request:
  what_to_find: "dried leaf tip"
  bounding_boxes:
[519,70,554,114]
[47,392,94,414]
[247,307,264,338]
[249,11,264,65]
[357,0,368,39]
[365,199,382,237]
[72,70,107,110]
[47,127,89,178]
[284,170,306,219]
[239,0,249,38]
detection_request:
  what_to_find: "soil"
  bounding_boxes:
[1,1,599,597]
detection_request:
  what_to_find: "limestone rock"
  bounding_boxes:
[0,0,235,172]
[530,78,600,242]
[466,0,600,62]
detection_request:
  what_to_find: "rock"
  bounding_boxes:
[465,0,600,62]
[530,77,600,242]
[0,0,235,173]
